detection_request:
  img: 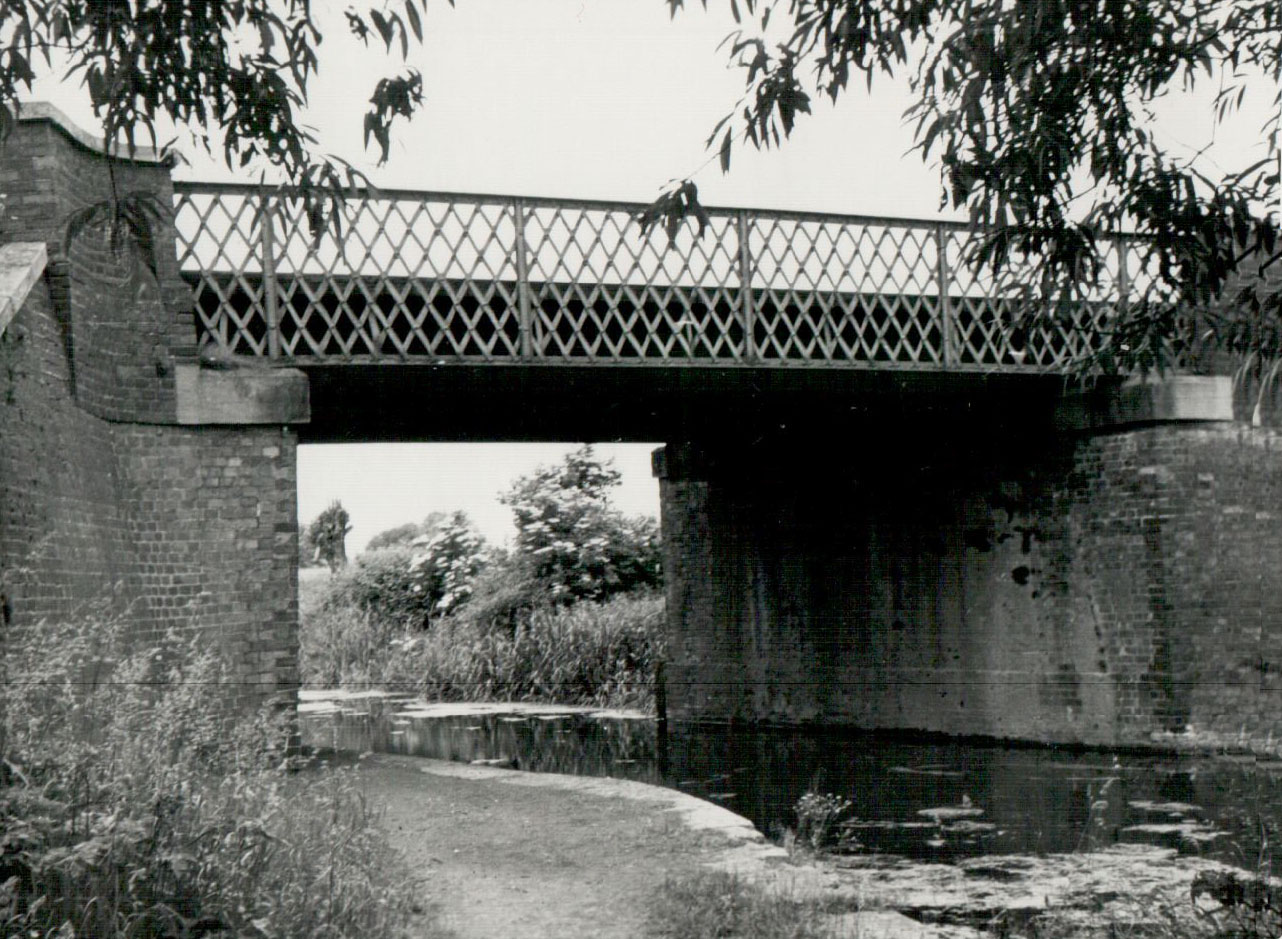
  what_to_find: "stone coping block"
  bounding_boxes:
[0,242,48,337]
[175,364,310,426]
[17,100,175,164]
[1055,375,1233,431]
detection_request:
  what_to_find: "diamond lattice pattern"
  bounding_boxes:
[174,186,1135,371]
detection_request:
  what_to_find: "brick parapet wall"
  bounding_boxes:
[0,277,137,622]
[1,112,194,423]
[658,423,1282,748]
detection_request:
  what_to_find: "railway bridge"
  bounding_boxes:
[2,103,1275,748]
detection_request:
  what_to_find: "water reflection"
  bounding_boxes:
[302,696,1282,867]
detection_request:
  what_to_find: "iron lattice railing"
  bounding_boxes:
[172,182,1157,371]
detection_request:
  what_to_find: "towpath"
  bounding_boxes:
[354,753,783,939]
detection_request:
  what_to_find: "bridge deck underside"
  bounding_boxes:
[186,272,1108,372]
[295,358,1067,444]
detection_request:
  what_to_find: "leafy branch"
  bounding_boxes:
[0,1,449,241]
[658,0,1282,374]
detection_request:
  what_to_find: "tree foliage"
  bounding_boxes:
[0,0,445,235]
[664,0,1282,373]
[500,446,662,604]
[365,511,449,552]
[407,510,488,619]
[304,500,352,572]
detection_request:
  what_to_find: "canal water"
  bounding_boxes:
[301,692,1282,867]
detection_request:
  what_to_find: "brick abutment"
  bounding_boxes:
[0,107,302,711]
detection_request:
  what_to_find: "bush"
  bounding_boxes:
[309,514,488,639]
[0,612,427,939]
[445,553,543,636]
[793,792,857,852]
[320,546,436,630]
[407,511,488,619]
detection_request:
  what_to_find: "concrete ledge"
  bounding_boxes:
[0,242,48,337]
[17,101,174,165]
[1055,375,1233,432]
[175,364,310,425]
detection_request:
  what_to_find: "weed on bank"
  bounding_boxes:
[0,613,436,939]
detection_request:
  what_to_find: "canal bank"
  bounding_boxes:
[352,753,783,939]
[353,753,1253,939]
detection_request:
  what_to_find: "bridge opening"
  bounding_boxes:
[295,440,665,704]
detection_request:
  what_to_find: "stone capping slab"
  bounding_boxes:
[1055,375,1233,432]
[17,100,174,165]
[175,363,310,426]
[0,242,48,338]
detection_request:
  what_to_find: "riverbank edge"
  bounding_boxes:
[372,752,791,870]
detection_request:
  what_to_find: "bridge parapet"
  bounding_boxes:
[174,183,1164,373]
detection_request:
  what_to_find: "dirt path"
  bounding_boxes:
[355,754,782,939]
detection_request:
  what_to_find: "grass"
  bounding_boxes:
[0,610,449,939]
[646,871,834,939]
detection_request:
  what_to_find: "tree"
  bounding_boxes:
[365,513,449,553]
[656,1,1281,374]
[500,446,662,604]
[0,1,442,234]
[407,511,488,620]
[305,500,352,572]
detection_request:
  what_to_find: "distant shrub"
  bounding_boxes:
[407,511,488,619]
[312,514,489,637]
[321,545,435,630]
[446,552,544,635]
[365,521,422,552]
[366,510,453,553]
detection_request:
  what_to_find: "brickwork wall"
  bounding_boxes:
[113,426,300,705]
[0,115,193,424]
[0,112,298,709]
[0,277,137,622]
[658,424,1282,748]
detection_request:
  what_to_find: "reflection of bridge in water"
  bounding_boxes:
[173,183,1148,374]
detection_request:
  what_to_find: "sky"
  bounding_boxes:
[24,1,1278,551]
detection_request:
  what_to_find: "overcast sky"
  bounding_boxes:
[27,1,1275,551]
